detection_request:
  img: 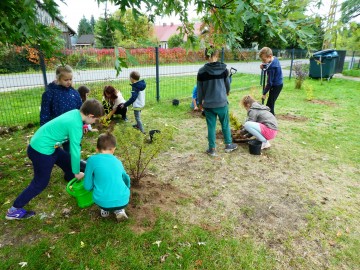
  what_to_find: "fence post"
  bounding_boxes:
[221,47,225,63]
[39,51,47,90]
[289,48,294,80]
[349,51,355,70]
[155,47,160,102]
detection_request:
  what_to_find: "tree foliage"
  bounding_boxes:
[98,0,319,50]
[94,16,118,47]
[341,0,360,23]
[77,16,93,36]
[336,22,360,51]
[0,0,64,58]
[167,34,184,48]
[112,9,156,48]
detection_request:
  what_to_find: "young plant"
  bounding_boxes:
[229,112,243,130]
[292,61,308,89]
[113,125,174,186]
[303,81,314,101]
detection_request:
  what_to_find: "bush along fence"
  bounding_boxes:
[0,46,358,128]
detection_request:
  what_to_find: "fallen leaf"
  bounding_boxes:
[173,225,178,229]
[152,240,161,247]
[175,253,181,259]
[197,242,206,246]
[336,231,342,237]
[19,262,28,268]
[3,200,10,205]
[80,241,85,248]
[160,254,169,263]
[195,259,203,266]
[47,194,54,198]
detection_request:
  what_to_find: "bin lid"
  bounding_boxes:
[313,49,338,58]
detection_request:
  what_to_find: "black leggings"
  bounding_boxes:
[266,84,283,115]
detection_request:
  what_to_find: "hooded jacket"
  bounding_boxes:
[197,62,230,108]
[123,80,146,109]
[263,57,283,95]
[247,102,278,130]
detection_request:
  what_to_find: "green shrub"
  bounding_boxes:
[113,125,174,186]
[0,46,36,74]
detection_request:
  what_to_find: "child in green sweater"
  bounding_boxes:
[5,99,104,220]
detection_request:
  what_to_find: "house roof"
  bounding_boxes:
[76,34,95,45]
[36,0,76,35]
[154,22,202,42]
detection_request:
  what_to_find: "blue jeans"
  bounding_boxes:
[204,106,232,149]
[13,145,74,208]
[244,121,266,142]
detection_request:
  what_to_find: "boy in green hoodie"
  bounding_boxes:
[5,99,104,220]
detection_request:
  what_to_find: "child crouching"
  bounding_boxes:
[240,95,278,149]
[84,132,130,221]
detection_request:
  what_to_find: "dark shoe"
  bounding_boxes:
[225,143,238,153]
[5,208,35,220]
[206,148,217,157]
[122,117,129,122]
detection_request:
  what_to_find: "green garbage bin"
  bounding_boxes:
[309,50,339,79]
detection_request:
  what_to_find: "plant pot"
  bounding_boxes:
[248,140,262,155]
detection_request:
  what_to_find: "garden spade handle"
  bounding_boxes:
[261,67,267,105]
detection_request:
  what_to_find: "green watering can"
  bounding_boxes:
[66,178,94,208]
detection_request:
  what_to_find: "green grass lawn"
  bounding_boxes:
[0,75,359,269]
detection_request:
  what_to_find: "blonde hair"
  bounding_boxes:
[55,65,73,80]
[259,47,273,58]
[241,95,256,109]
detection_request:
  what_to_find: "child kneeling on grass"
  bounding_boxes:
[240,95,278,149]
[84,132,130,221]
[5,99,104,220]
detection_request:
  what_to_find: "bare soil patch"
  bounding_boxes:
[276,113,308,122]
[309,99,337,106]
[127,176,190,233]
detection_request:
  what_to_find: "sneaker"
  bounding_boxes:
[100,209,110,217]
[206,148,217,157]
[114,209,128,222]
[225,143,238,153]
[261,141,271,149]
[5,208,35,220]
[132,124,139,129]
[122,117,129,122]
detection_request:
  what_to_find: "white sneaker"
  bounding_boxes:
[114,209,128,221]
[100,209,110,217]
[261,141,271,149]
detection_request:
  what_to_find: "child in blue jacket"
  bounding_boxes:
[119,71,146,133]
[84,132,130,221]
[259,47,283,115]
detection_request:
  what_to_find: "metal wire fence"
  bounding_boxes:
[0,47,358,128]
